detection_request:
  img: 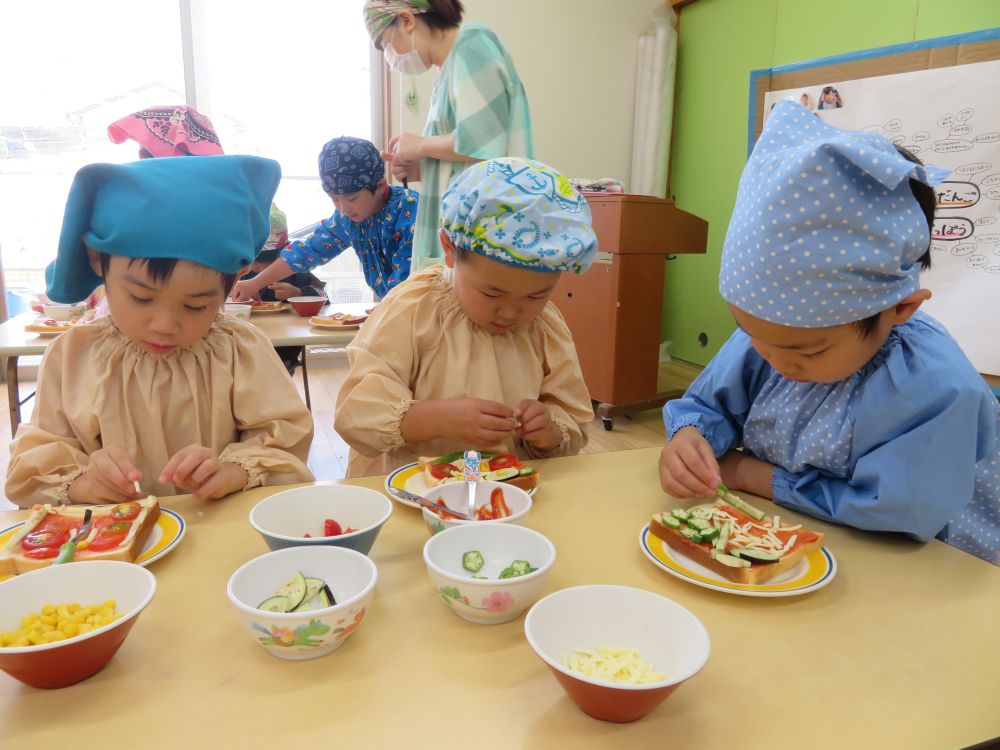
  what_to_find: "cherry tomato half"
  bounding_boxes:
[23,546,61,560]
[324,518,343,537]
[111,501,141,520]
[21,529,70,550]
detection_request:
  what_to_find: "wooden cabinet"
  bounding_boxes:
[553,194,707,428]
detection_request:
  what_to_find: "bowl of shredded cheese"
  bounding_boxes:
[523,584,710,722]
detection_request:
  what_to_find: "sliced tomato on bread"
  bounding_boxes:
[417,451,539,491]
[649,499,824,585]
[0,497,160,576]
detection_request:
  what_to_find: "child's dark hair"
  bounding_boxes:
[99,253,240,295]
[419,0,464,31]
[254,248,281,265]
[853,145,935,338]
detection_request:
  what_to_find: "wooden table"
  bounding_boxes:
[1,447,997,749]
[0,307,359,433]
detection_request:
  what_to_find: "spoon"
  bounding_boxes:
[463,450,481,520]
[386,486,471,521]
[53,508,93,565]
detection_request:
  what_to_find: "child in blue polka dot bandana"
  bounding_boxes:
[334,158,597,477]
[660,101,1000,565]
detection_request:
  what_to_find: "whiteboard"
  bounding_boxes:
[750,31,1000,376]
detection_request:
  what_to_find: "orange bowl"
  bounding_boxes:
[524,585,710,722]
[287,296,326,317]
[0,562,156,689]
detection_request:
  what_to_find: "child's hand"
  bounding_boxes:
[381,134,422,182]
[230,277,263,302]
[513,400,562,452]
[68,446,143,504]
[267,282,300,300]
[658,427,721,498]
[159,445,248,500]
[437,398,516,446]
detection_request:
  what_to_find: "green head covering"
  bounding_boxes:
[362,0,431,45]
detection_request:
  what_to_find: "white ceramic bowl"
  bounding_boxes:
[422,523,555,625]
[0,561,156,689]
[524,585,711,722]
[420,480,531,536]
[42,303,86,321]
[224,303,251,320]
[227,545,377,661]
[249,484,392,555]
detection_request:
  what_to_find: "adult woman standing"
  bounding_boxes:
[364,0,534,272]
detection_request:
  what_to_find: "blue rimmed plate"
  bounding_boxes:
[0,508,185,581]
[639,525,836,597]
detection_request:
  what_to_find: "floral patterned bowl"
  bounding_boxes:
[422,523,555,625]
[226,545,377,661]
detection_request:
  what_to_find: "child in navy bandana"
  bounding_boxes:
[233,136,418,302]
[659,101,999,565]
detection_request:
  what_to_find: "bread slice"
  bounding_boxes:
[418,453,540,491]
[309,312,367,327]
[649,500,824,585]
[0,497,160,576]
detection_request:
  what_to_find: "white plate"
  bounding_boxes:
[638,526,836,597]
[384,462,537,509]
[0,509,186,580]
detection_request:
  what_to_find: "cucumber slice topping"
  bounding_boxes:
[670,508,691,521]
[717,484,765,520]
[714,521,731,551]
[680,527,703,543]
[686,517,711,532]
[482,467,519,482]
[698,526,720,542]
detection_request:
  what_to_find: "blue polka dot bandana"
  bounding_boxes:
[720,100,950,327]
[318,136,385,195]
[440,157,597,274]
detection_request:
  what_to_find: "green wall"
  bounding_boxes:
[664,0,1000,365]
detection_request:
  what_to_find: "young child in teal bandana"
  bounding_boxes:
[5,156,315,507]
[659,101,999,565]
[335,157,595,477]
[232,136,418,302]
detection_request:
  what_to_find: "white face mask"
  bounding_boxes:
[384,26,429,75]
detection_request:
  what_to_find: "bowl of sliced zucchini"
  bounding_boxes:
[422,523,555,625]
[226,545,377,660]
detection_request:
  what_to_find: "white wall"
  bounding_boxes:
[389,0,659,185]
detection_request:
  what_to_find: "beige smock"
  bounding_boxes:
[334,266,594,477]
[5,315,314,507]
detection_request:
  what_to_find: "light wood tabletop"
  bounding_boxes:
[1,447,997,749]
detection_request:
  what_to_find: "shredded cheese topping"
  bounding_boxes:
[564,645,665,685]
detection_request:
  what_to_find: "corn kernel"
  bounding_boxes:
[0,601,118,649]
[41,604,55,616]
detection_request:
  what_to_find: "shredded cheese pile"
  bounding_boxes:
[703,506,801,557]
[564,645,665,685]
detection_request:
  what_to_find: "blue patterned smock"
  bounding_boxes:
[280,185,418,299]
[663,312,1000,565]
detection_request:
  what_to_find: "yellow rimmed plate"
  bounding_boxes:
[0,508,185,581]
[384,462,537,509]
[639,526,836,597]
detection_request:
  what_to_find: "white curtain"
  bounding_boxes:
[630,4,678,197]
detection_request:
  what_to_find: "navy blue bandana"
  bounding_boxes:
[318,136,385,195]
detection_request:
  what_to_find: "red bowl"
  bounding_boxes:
[524,585,710,722]
[287,296,326,317]
[0,561,156,689]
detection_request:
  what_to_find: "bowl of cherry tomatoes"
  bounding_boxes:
[249,485,392,556]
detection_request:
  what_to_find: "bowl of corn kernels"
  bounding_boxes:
[0,561,156,688]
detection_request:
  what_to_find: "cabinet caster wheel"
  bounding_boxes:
[602,417,614,431]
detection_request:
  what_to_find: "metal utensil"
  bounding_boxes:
[463,450,481,519]
[386,486,471,521]
[53,508,93,565]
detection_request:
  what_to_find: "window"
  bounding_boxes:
[0,0,379,306]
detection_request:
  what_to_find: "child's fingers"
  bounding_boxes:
[192,470,225,500]
[189,458,221,487]
[661,450,712,497]
[684,441,722,491]
[94,450,138,496]
[479,415,517,433]
[477,399,515,418]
